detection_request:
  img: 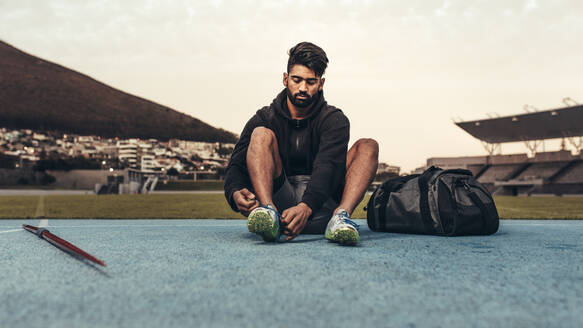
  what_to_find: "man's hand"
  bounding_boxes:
[281,202,312,241]
[232,188,259,216]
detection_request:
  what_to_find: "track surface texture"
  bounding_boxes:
[1,219,582,328]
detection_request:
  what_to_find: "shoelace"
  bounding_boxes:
[261,204,283,237]
[260,204,281,220]
[335,211,360,231]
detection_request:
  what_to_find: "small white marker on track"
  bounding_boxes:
[0,229,22,234]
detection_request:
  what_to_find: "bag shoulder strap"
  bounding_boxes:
[458,181,492,235]
[417,166,442,232]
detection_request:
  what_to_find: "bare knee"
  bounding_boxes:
[248,127,282,176]
[353,138,379,159]
[249,127,277,148]
[346,138,379,170]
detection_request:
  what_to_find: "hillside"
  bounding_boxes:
[0,41,237,143]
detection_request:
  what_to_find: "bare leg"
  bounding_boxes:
[246,127,283,208]
[336,138,379,215]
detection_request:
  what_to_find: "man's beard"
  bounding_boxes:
[287,88,316,108]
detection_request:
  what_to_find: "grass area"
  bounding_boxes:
[0,196,40,219]
[0,194,581,220]
[494,196,583,219]
[154,180,224,191]
[0,194,237,219]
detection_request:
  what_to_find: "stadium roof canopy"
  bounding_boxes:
[455,105,583,143]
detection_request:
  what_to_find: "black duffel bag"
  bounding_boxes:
[366,166,499,236]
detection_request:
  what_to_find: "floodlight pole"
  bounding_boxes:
[481,141,501,156]
[523,140,542,157]
[567,136,583,154]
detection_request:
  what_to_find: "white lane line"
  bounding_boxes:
[34,195,45,217]
[1,223,244,231]
[28,224,245,229]
[35,195,48,227]
[0,223,243,234]
[0,229,22,234]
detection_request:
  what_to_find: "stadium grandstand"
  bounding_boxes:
[427,99,583,196]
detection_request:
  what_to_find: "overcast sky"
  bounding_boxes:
[1,0,582,171]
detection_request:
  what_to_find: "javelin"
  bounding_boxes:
[23,224,106,267]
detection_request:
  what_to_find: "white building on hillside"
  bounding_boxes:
[141,154,157,171]
[118,139,138,167]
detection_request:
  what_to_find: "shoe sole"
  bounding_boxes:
[327,228,359,246]
[247,210,279,242]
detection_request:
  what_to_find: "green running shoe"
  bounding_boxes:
[325,209,360,246]
[247,204,281,242]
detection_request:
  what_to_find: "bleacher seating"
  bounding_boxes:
[554,161,583,183]
[477,164,521,183]
[514,162,565,181]
[467,164,485,177]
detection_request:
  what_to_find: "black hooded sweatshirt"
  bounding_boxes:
[224,89,350,214]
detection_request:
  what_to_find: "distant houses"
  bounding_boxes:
[0,127,235,177]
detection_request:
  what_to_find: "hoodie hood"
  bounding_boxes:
[267,89,327,177]
[271,89,327,124]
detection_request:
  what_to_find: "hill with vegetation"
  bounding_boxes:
[0,40,237,143]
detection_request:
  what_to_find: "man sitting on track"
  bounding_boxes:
[224,42,379,245]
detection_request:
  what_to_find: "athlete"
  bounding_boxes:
[224,42,379,245]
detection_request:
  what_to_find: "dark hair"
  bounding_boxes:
[287,42,329,77]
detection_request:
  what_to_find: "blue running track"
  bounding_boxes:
[1,219,582,328]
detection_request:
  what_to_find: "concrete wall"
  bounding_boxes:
[428,151,582,169]
[489,153,530,165]
[427,155,488,169]
[47,169,127,189]
[532,150,579,162]
[0,168,41,186]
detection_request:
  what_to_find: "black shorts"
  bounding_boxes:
[272,175,339,234]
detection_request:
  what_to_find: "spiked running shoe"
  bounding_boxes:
[325,209,360,246]
[247,204,281,242]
